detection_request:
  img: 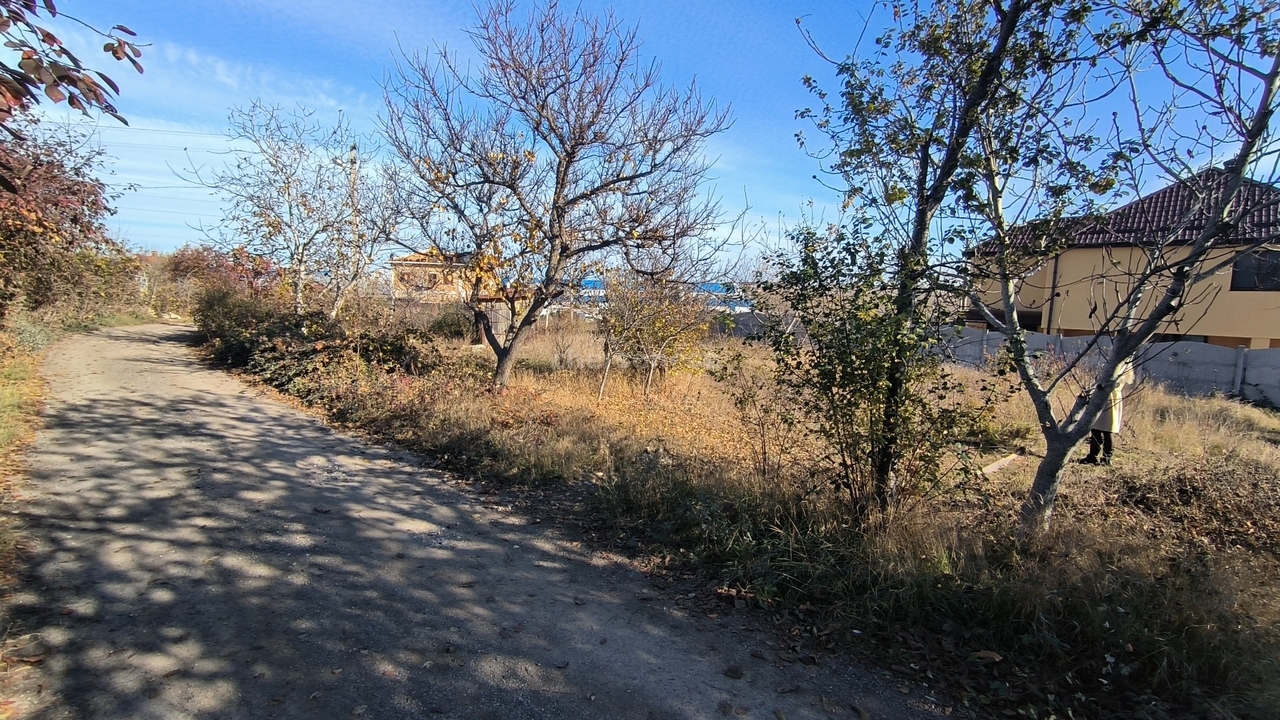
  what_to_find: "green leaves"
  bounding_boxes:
[754,224,980,522]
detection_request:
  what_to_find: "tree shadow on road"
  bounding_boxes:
[13,327,717,720]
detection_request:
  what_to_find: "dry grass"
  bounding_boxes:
[0,336,42,595]
[204,298,1280,719]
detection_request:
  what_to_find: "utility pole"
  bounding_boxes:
[330,142,361,319]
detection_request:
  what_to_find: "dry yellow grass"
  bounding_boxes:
[0,336,44,594]
[209,300,1280,718]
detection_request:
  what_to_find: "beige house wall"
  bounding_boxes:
[975,245,1280,348]
[390,261,470,304]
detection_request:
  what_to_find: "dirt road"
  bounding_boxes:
[8,325,939,719]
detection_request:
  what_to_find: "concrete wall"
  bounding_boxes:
[946,327,1280,407]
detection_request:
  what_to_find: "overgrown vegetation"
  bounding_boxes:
[754,226,998,518]
[195,282,1280,719]
[107,1,1280,717]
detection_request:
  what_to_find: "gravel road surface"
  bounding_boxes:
[7,324,941,720]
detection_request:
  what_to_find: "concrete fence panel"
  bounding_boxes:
[1242,348,1280,407]
[1137,342,1240,396]
[946,330,1279,408]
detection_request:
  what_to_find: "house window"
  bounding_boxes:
[1230,250,1280,290]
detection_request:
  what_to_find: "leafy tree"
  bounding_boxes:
[0,117,119,321]
[143,244,281,314]
[805,0,1280,534]
[963,0,1280,533]
[168,244,279,295]
[383,0,729,386]
[0,1,143,191]
[795,0,1046,510]
[596,267,712,399]
[755,226,982,518]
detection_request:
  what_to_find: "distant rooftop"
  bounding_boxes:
[974,167,1280,253]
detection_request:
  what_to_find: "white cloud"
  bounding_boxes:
[30,27,385,251]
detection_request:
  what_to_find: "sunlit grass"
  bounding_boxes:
[203,293,1280,718]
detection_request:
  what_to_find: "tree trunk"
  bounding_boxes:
[491,322,534,386]
[328,286,345,320]
[871,371,904,512]
[597,352,612,402]
[493,346,518,386]
[1018,434,1078,535]
[291,264,306,317]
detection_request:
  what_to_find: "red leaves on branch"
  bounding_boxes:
[0,0,142,133]
[0,118,118,315]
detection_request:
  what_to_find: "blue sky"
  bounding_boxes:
[42,1,881,252]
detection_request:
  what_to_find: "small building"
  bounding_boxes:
[389,251,476,305]
[970,168,1280,349]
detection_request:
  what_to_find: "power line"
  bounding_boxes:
[39,119,228,139]
[91,141,229,152]
[119,192,222,203]
[113,206,223,218]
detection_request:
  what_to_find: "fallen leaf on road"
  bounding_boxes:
[313,507,331,514]
[723,665,744,679]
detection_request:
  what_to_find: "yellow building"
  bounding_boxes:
[971,169,1280,349]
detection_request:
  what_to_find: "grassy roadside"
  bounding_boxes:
[196,293,1280,719]
[0,344,41,592]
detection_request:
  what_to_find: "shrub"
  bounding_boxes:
[193,285,315,366]
[194,281,1280,718]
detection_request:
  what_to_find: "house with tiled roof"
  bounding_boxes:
[970,168,1280,349]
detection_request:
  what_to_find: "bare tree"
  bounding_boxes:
[965,0,1280,534]
[186,102,354,316]
[382,0,729,386]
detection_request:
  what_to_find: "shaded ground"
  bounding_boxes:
[3,324,940,719]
